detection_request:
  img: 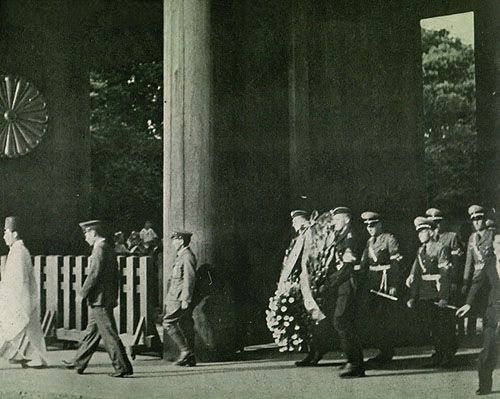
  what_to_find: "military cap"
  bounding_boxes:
[468,205,485,220]
[414,216,436,231]
[4,216,21,232]
[425,208,444,221]
[361,211,381,225]
[332,206,351,216]
[171,230,193,240]
[79,219,105,231]
[290,210,309,219]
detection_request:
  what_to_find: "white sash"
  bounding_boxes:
[299,229,325,322]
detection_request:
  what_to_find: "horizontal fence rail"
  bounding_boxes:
[0,255,161,358]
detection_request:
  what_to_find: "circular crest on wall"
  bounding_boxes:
[0,75,49,158]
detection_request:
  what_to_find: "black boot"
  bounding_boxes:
[168,328,195,366]
[176,352,196,367]
[295,351,317,367]
[339,363,366,378]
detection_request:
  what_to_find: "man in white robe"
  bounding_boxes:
[0,216,47,368]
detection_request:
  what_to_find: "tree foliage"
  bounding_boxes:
[422,28,478,216]
[90,61,163,234]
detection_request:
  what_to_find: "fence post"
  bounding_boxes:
[138,256,161,351]
[62,256,75,330]
[46,256,63,329]
[74,256,88,331]
[33,256,46,320]
[115,256,127,333]
[125,257,139,335]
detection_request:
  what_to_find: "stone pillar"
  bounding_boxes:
[474,0,500,207]
[288,0,311,204]
[165,0,243,361]
[164,0,213,268]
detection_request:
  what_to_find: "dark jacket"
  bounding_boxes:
[359,232,402,292]
[410,240,451,301]
[81,239,120,308]
[465,230,499,313]
[463,229,496,288]
[435,231,464,286]
[328,227,357,289]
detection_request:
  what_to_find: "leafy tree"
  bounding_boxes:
[422,28,478,216]
[90,61,163,235]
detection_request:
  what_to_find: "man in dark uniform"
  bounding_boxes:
[456,205,499,396]
[280,210,332,367]
[425,207,462,361]
[63,220,133,377]
[163,230,197,366]
[327,207,365,378]
[462,206,497,343]
[358,211,403,366]
[406,217,455,368]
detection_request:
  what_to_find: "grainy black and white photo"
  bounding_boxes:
[0,0,498,398]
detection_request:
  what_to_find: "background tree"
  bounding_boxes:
[421,28,478,218]
[90,61,163,236]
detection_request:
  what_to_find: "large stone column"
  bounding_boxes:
[474,0,500,207]
[164,0,213,267]
[165,0,242,361]
[288,0,311,203]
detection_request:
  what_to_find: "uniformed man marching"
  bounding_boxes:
[281,210,329,367]
[456,205,499,396]
[406,217,455,368]
[461,206,497,340]
[63,220,133,377]
[358,211,403,366]
[163,230,197,366]
[426,208,462,357]
[327,207,365,378]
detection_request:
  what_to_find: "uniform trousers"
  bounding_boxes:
[358,290,397,356]
[416,300,457,356]
[74,306,133,373]
[162,304,195,353]
[478,305,498,392]
[332,281,364,369]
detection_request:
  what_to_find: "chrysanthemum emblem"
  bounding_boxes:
[0,75,49,158]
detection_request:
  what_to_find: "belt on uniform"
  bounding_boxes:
[369,264,390,292]
[421,273,441,292]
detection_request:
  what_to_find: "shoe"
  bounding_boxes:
[28,364,47,369]
[9,358,31,365]
[61,360,75,369]
[337,362,347,370]
[476,388,491,395]
[340,364,365,378]
[180,354,196,367]
[295,351,319,367]
[76,368,85,375]
[109,370,133,378]
[175,352,195,366]
[9,358,31,368]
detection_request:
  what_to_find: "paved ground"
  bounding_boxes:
[0,346,498,399]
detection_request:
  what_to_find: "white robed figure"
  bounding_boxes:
[0,216,47,368]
